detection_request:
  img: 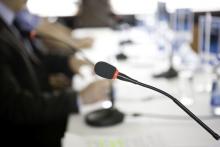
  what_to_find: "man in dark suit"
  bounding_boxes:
[13,6,98,92]
[0,0,111,147]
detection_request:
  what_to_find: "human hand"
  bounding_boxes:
[49,73,71,90]
[68,56,93,75]
[72,37,94,49]
[79,80,111,105]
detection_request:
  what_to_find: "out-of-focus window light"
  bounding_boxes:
[27,0,80,17]
[27,0,220,17]
[161,0,220,13]
[110,0,220,15]
[110,0,157,15]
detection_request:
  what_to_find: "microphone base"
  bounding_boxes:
[116,53,128,61]
[153,66,178,79]
[85,108,124,127]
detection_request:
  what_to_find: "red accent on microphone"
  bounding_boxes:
[113,70,119,79]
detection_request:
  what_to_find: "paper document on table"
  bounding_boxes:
[63,133,161,147]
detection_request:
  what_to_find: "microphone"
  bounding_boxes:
[94,61,220,140]
[94,61,138,83]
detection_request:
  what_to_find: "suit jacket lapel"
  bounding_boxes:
[0,17,41,65]
[0,17,41,95]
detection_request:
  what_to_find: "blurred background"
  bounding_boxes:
[26,0,220,53]
[27,0,220,142]
[2,0,220,146]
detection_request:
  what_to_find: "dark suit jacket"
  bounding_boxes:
[13,17,75,92]
[22,34,75,92]
[0,18,78,147]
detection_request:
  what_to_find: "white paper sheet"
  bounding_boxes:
[62,133,159,147]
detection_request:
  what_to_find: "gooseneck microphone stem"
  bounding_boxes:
[94,61,220,139]
[118,74,220,140]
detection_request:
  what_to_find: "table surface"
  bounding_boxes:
[65,27,220,147]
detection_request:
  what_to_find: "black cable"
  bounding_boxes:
[126,112,220,120]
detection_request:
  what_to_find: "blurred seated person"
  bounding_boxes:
[0,0,111,147]
[73,0,118,28]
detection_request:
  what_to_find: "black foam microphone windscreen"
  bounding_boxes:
[94,61,117,79]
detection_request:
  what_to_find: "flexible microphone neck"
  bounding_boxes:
[123,75,220,140]
[94,61,220,140]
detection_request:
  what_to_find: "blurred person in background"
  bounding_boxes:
[74,0,118,28]
[0,0,111,147]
